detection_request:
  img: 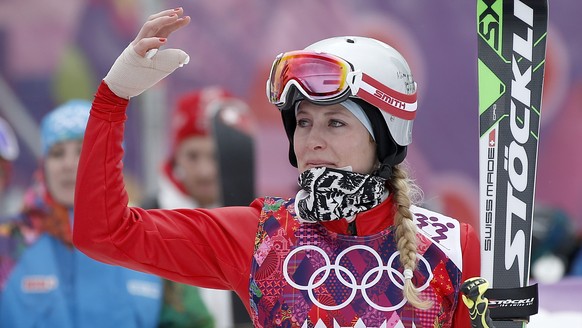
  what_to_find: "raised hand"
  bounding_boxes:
[104,8,191,99]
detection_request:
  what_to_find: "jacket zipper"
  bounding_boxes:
[347,221,357,236]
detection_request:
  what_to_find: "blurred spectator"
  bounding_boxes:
[0,100,164,327]
[0,117,20,217]
[568,230,582,277]
[530,205,578,283]
[143,86,256,328]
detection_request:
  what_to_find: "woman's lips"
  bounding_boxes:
[305,162,335,169]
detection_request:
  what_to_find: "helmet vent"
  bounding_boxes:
[346,38,355,44]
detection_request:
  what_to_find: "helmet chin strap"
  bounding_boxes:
[376,163,393,180]
[374,146,407,179]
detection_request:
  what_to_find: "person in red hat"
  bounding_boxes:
[145,87,231,211]
[142,87,245,328]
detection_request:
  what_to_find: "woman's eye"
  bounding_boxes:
[296,118,309,127]
[329,120,345,127]
[48,148,65,159]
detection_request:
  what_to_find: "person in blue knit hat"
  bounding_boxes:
[0,100,165,328]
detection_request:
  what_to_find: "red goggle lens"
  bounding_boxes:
[268,51,351,106]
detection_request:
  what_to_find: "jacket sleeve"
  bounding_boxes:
[452,222,481,327]
[73,81,259,296]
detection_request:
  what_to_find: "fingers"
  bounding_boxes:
[132,7,191,56]
[134,12,190,43]
[146,7,184,21]
[156,15,191,39]
[134,37,167,57]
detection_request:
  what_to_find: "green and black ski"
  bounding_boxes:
[476,0,547,326]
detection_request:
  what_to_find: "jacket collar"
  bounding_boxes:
[320,195,397,236]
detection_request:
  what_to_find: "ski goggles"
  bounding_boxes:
[266,50,417,120]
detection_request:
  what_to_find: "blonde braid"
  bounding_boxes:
[390,165,432,309]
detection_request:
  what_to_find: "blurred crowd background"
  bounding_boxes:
[0,0,581,323]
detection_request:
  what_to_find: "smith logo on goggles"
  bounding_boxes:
[266,50,417,120]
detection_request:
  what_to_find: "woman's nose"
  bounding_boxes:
[305,128,326,150]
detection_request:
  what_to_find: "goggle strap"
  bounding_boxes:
[356,74,417,120]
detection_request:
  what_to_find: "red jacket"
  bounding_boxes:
[73,81,480,327]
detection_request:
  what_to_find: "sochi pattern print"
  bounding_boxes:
[249,197,463,328]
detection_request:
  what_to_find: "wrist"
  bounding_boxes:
[90,81,130,122]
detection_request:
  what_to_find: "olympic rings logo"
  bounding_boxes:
[283,245,433,311]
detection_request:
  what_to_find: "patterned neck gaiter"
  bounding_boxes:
[295,167,388,223]
[22,170,73,247]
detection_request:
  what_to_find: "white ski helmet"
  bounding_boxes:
[305,36,417,146]
[269,36,418,177]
